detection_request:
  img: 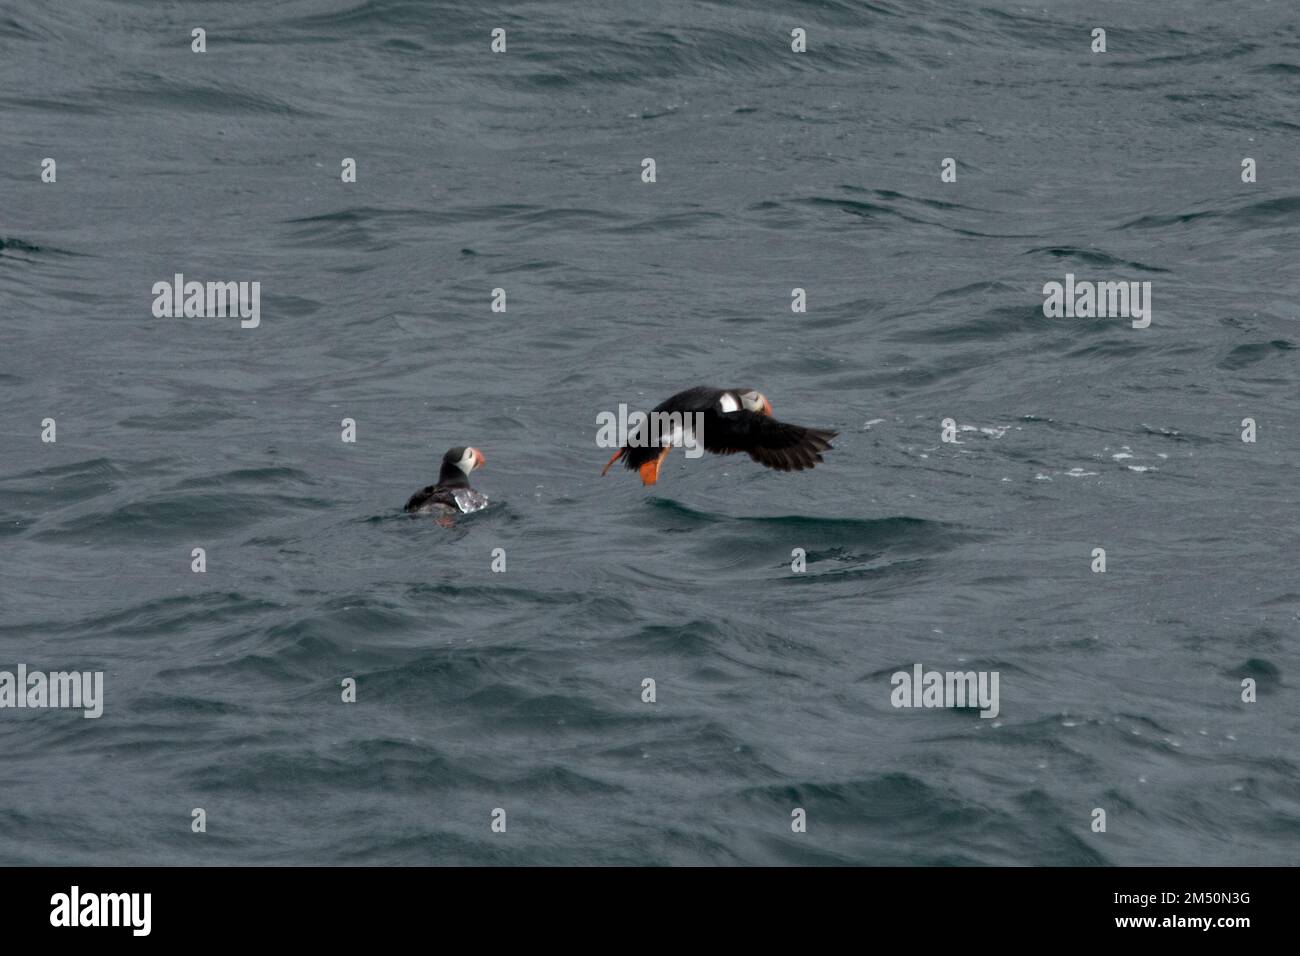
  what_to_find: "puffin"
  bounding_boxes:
[405,446,488,518]
[601,386,836,485]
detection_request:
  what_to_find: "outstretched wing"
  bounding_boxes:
[701,410,837,472]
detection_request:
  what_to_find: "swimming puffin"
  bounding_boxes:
[600,386,836,485]
[405,446,488,517]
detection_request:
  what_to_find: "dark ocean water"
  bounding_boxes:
[1,0,1298,865]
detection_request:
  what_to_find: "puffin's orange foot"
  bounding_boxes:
[639,447,671,486]
[601,448,626,476]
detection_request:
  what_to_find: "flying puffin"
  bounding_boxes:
[601,386,836,485]
[405,446,488,517]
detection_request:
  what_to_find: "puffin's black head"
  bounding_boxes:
[438,446,486,485]
[737,389,774,416]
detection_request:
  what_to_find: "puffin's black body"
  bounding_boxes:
[405,446,487,515]
[601,386,836,485]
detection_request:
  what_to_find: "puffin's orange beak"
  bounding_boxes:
[472,447,486,470]
[762,398,774,417]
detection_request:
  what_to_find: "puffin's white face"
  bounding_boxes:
[739,390,774,416]
[456,447,486,474]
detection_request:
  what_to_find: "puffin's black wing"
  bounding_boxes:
[404,484,458,512]
[700,410,837,472]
